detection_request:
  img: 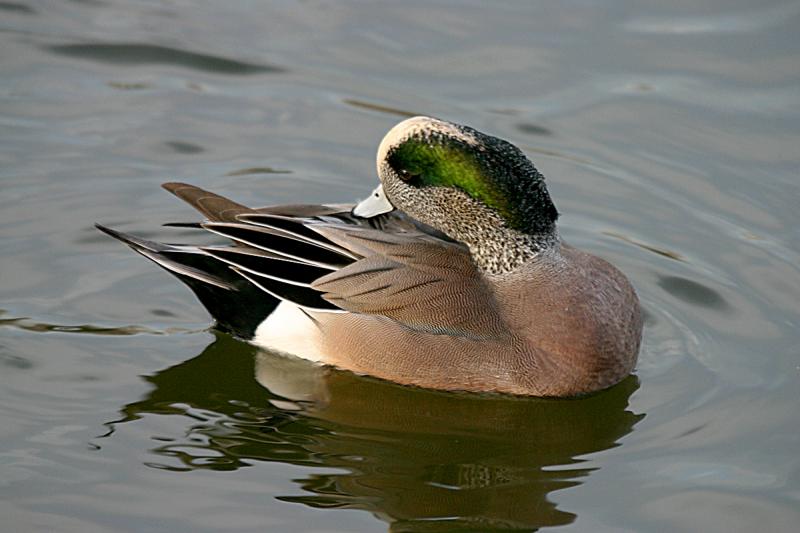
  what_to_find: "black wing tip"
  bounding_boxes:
[95,223,165,253]
[95,222,282,339]
[162,221,203,228]
[94,222,118,237]
[95,222,136,245]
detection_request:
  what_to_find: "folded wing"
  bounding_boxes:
[99,182,505,340]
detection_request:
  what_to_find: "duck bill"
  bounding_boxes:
[352,184,394,217]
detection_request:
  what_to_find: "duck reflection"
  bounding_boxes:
[111,334,643,532]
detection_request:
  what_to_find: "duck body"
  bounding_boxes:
[98,117,642,397]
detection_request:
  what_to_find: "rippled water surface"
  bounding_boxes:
[2,1,799,531]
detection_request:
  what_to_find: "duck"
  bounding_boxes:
[97,116,642,397]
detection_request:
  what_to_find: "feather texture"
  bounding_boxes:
[150,182,506,336]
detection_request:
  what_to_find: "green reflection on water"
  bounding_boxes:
[106,334,643,532]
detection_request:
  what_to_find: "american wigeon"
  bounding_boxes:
[98,116,642,396]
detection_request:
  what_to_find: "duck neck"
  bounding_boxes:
[464,225,559,275]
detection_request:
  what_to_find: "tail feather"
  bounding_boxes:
[97,183,367,336]
[162,182,252,222]
[95,224,278,339]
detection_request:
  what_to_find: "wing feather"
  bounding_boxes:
[146,183,504,336]
[203,222,355,269]
[309,227,506,337]
[233,268,343,312]
[203,246,333,287]
[162,182,252,222]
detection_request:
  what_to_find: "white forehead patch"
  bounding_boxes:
[376,116,480,171]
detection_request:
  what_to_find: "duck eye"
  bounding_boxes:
[397,168,416,182]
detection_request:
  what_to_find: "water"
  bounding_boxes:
[1,1,799,531]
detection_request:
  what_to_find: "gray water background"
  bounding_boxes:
[1,1,799,531]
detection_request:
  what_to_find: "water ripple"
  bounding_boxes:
[342,98,418,118]
[0,2,34,14]
[44,43,285,75]
[0,314,194,336]
[625,3,800,34]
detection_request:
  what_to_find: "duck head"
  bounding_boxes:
[355,116,560,274]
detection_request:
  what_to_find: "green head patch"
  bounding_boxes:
[385,131,558,233]
[387,139,512,218]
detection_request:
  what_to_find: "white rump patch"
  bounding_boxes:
[251,302,327,363]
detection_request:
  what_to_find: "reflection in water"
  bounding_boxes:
[107,334,643,532]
